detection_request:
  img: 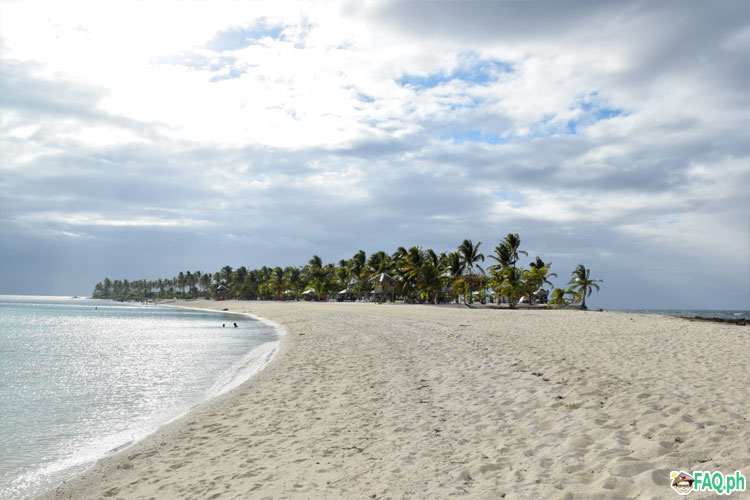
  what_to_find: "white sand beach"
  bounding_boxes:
[40,302,749,499]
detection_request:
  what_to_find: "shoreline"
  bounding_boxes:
[18,303,284,500]
[38,301,749,499]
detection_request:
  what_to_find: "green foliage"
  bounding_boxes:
[548,288,568,308]
[490,266,526,309]
[567,263,603,309]
[91,236,602,308]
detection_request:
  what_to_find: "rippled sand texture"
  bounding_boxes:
[41,302,749,500]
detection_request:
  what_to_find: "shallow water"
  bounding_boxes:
[0,295,282,499]
[613,308,750,321]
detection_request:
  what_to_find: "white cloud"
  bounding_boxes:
[1,0,748,306]
[19,212,211,229]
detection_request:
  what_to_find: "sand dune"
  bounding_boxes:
[40,301,749,499]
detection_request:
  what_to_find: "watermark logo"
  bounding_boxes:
[671,470,746,496]
[671,472,694,495]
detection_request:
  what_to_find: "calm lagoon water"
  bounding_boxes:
[0,295,282,499]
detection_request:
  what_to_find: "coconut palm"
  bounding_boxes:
[568,264,603,310]
[419,254,444,303]
[458,239,484,275]
[488,242,513,272]
[457,239,485,303]
[400,246,427,302]
[530,256,547,269]
[527,256,557,298]
[199,272,212,297]
[444,252,465,303]
[284,266,303,300]
[349,250,367,299]
[503,233,527,268]
[453,278,468,305]
[367,250,392,276]
[446,251,465,279]
[219,265,233,286]
[524,266,550,304]
[492,266,526,309]
[548,288,568,309]
[268,266,285,298]
[336,259,351,292]
[308,255,323,270]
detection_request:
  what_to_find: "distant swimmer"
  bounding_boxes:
[222,324,225,327]
[233,322,238,328]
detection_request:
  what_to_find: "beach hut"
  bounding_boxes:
[369,273,396,303]
[302,288,317,301]
[336,288,356,302]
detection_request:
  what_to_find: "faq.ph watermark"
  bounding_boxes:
[670,470,746,496]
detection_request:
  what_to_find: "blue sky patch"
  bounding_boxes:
[210,67,245,82]
[494,191,525,208]
[448,95,484,111]
[443,129,505,145]
[574,91,626,123]
[207,23,284,51]
[397,54,513,90]
[518,93,627,139]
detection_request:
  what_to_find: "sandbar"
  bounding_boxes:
[39,301,749,499]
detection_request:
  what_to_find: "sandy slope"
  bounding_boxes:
[39,301,749,499]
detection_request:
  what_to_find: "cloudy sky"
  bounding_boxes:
[1,0,748,309]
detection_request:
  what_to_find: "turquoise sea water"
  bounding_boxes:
[0,295,282,499]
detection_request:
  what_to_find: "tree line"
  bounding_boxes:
[92,233,602,309]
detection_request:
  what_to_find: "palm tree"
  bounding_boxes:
[391,246,408,261]
[529,256,547,269]
[446,251,465,279]
[503,233,527,268]
[548,288,568,309]
[199,272,212,297]
[349,250,367,300]
[269,266,285,298]
[488,242,513,272]
[567,264,603,310]
[367,250,392,276]
[492,266,526,309]
[177,272,186,294]
[284,266,303,300]
[458,239,484,275]
[399,246,426,303]
[458,239,485,304]
[336,259,351,292]
[308,255,323,270]
[419,250,444,303]
[445,251,465,303]
[526,257,557,302]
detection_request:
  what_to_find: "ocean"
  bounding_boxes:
[612,309,750,321]
[0,295,283,499]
